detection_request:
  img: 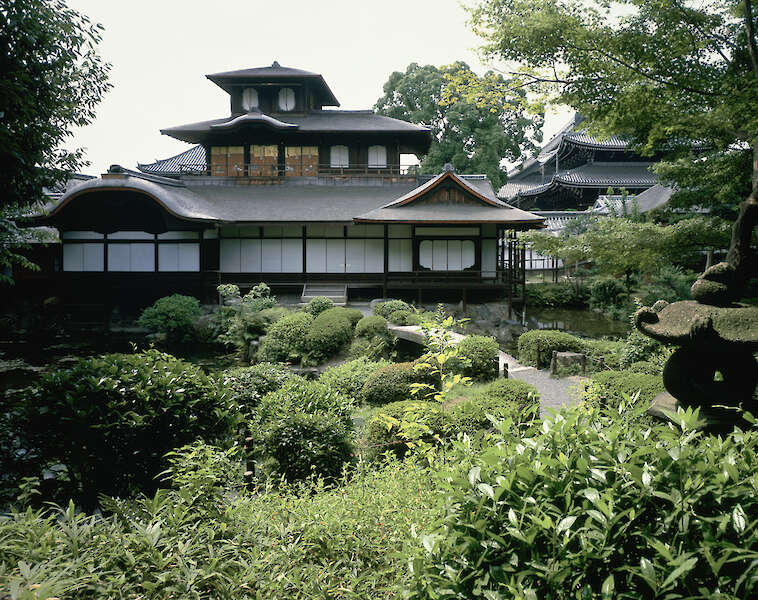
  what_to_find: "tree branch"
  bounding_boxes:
[745,0,758,76]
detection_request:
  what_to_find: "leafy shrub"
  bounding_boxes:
[388,309,413,325]
[137,294,202,342]
[517,330,585,368]
[474,377,540,409]
[355,315,389,338]
[408,404,758,600]
[304,307,354,364]
[581,338,623,370]
[319,357,391,401]
[4,349,235,508]
[589,277,627,309]
[362,400,446,461]
[257,311,313,363]
[454,335,499,381]
[360,361,440,406]
[525,283,589,308]
[343,308,365,327]
[638,265,695,306]
[240,295,277,312]
[305,296,334,316]
[373,299,411,319]
[628,360,662,375]
[445,380,539,435]
[620,327,671,369]
[250,380,354,481]
[221,362,296,410]
[220,306,289,358]
[582,370,665,408]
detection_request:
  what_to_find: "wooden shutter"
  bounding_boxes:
[210,146,228,176]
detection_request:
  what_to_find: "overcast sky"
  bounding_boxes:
[65,0,570,176]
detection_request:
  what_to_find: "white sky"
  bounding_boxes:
[65,0,571,176]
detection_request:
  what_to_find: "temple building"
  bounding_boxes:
[27,62,545,305]
[499,114,659,211]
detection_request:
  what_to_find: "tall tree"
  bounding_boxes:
[374,62,542,190]
[0,0,111,282]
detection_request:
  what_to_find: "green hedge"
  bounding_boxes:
[455,335,499,382]
[360,360,439,406]
[137,294,202,343]
[319,357,391,401]
[627,360,662,375]
[525,283,589,308]
[304,308,354,364]
[355,315,389,338]
[373,300,411,319]
[582,371,665,408]
[362,400,446,461]
[304,296,334,316]
[221,363,296,409]
[517,330,585,368]
[257,311,314,363]
[343,308,365,327]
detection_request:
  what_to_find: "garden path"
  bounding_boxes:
[388,324,582,416]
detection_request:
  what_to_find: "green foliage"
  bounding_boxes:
[620,327,672,369]
[361,361,439,406]
[0,458,440,598]
[3,349,235,508]
[137,294,202,343]
[590,278,627,308]
[250,380,354,481]
[637,266,696,306]
[517,330,585,368]
[343,308,365,327]
[467,0,758,218]
[257,311,313,363]
[408,402,758,599]
[216,283,281,357]
[581,338,623,371]
[356,314,390,337]
[304,307,354,364]
[388,309,413,325]
[628,360,662,376]
[582,371,665,408]
[454,335,500,382]
[525,282,589,308]
[363,401,447,461]
[319,357,392,401]
[473,377,540,410]
[373,300,412,319]
[375,62,541,190]
[304,296,334,316]
[221,362,296,411]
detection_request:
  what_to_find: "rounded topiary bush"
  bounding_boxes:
[373,299,411,319]
[221,362,297,409]
[517,330,585,369]
[257,311,314,363]
[137,294,202,343]
[319,357,392,401]
[388,309,414,325]
[305,296,334,316]
[360,360,440,405]
[343,308,365,327]
[304,307,354,364]
[583,371,664,408]
[455,335,499,382]
[355,315,389,338]
[362,400,446,461]
[477,377,540,408]
[255,379,354,426]
[7,349,234,507]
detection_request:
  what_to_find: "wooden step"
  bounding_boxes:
[301,283,348,304]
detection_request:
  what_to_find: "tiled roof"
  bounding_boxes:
[591,184,673,214]
[138,145,206,176]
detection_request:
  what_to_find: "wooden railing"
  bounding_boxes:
[177,163,419,178]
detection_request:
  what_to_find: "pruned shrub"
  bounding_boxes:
[388,309,413,325]
[356,315,389,338]
[517,330,585,368]
[454,335,499,382]
[351,314,394,360]
[250,380,354,481]
[445,380,539,435]
[589,277,627,309]
[221,362,296,410]
[373,299,411,319]
[304,307,354,364]
[582,370,664,408]
[620,328,671,369]
[257,311,314,363]
[305,296,334,316]
[525,282,589,308]
[319,357,391,401]
[343,308,365,327]
[362,400,446,461]
[137,294,202,343]
[221,306,290,358]
[627,360,662,375]
[360,360,439,406]
[4,349,235,508]
[581,338,623,370]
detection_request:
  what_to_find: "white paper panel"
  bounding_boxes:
[63,244,83,271]
[131,244,155,271]
[388,239,411,272]
[241,239,262,272]
[158,244,178,271]
[306,239,326,272]
[345,239,364,273]
[108,231,154,240]
[432,240,447,271]
[419,241,433,270]
[482,239,496,278]
[365,239,384,272]
[388,225,412,239]
[107,245,129,271]
[220,239,241,272]
[447,240,462,271]
[462,241,476,269]
[261,239,282,272]
[326,239,345,273]
[368,145,387,168]
[178,244,200,271]
[282,239,302,272]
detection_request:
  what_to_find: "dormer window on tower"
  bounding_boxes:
[278,88,296,111]
[242,88,259,111]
